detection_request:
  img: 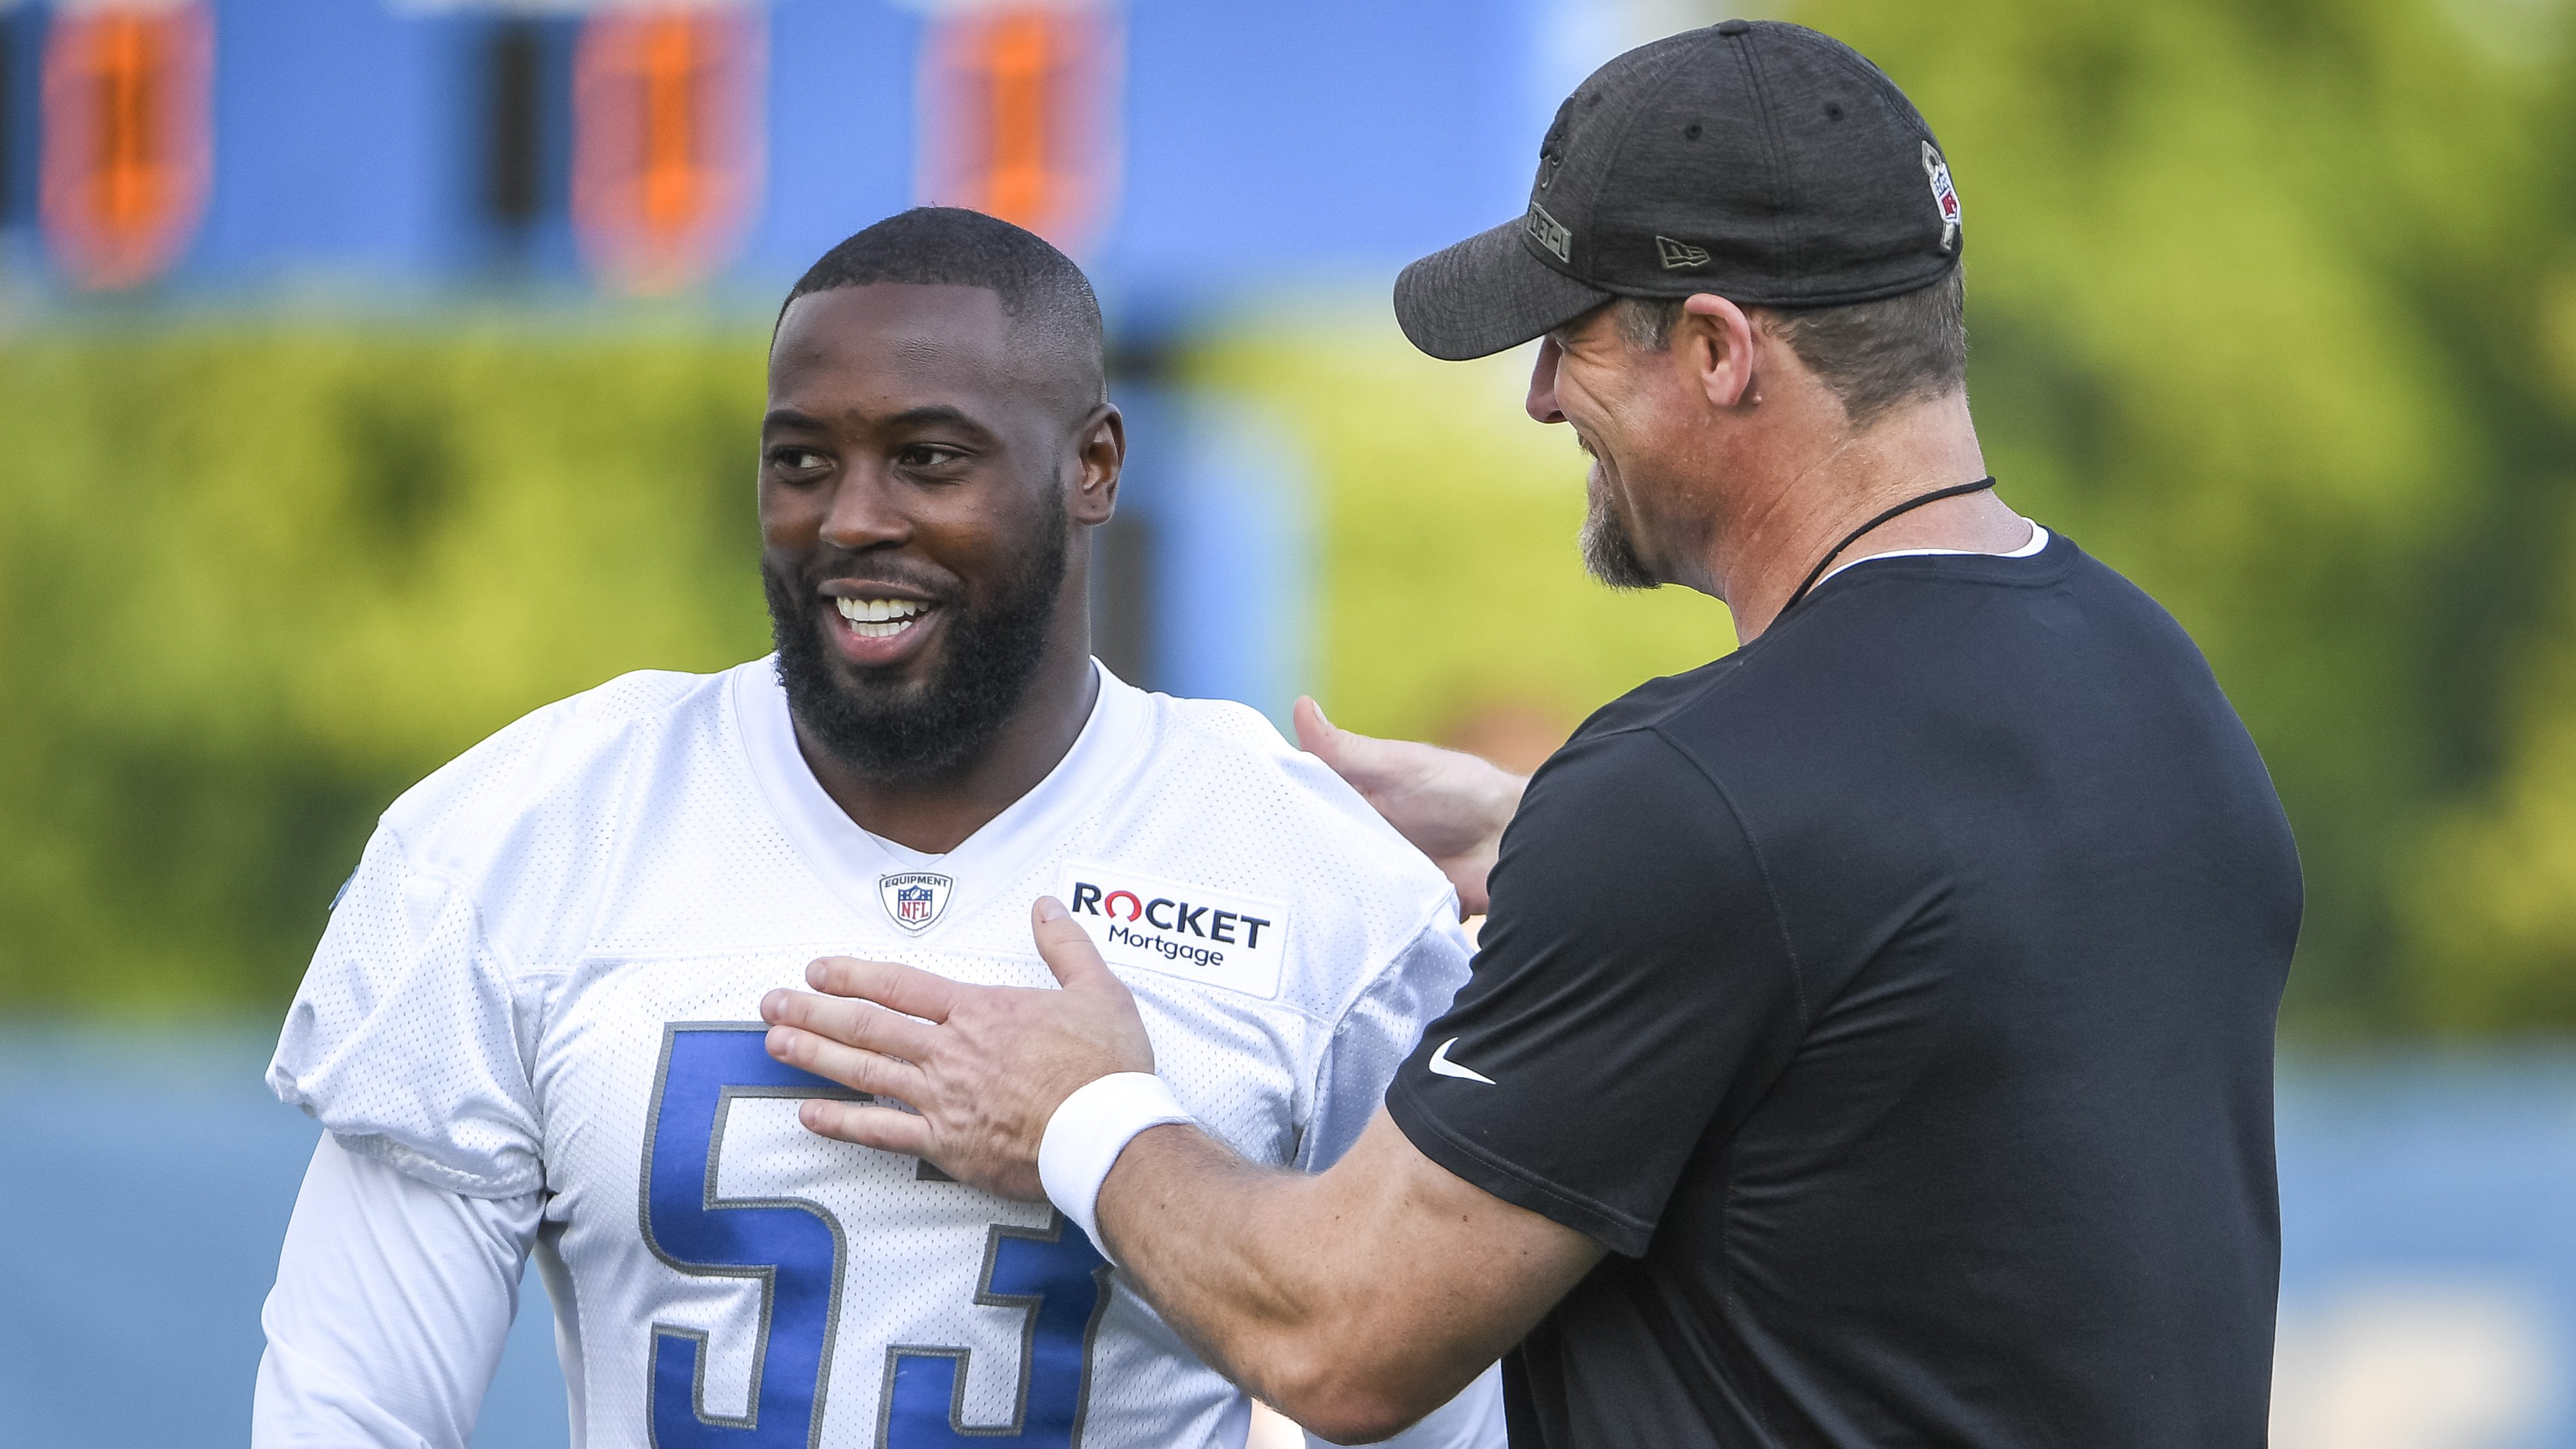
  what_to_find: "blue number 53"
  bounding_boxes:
[641,1025,1111,1448]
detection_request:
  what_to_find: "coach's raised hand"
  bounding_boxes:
[1292,696,1525,916]
[761,897,1152,1202]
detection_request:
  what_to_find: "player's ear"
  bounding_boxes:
[1070,403,1123,527]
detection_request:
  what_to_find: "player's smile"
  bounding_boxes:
[834,596,929,638]
[756,272,1116,792]
[819,582,946,669]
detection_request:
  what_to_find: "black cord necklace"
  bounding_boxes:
[1777,476,1999,617]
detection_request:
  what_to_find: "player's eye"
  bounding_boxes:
[767,447,830,475]
[896,443,969,472]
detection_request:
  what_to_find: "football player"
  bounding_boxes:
[254,207,1500,1449]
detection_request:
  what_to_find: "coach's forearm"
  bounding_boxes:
[1092,1128,1468,1442]
[1091,1110,1597,1444]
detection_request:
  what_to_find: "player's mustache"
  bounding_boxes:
[803,562,966,607]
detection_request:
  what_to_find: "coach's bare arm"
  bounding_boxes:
[761,901,1599,1444]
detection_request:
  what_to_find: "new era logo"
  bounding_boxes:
[1526,202,1572,264]
[1655,235,1710,270]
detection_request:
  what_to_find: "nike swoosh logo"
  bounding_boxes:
[1427,1037,1496,1086]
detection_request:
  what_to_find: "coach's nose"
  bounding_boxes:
[1526,336,1568,425]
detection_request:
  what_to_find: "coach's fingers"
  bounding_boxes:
[762,989,940,1063]
[1292,696,1344,763]
[797,1098,932,1156]
[765,1024,928,1100]
[1295,695,1422,798]
[1030,897,1120,990]
[806,955,962,1023]
[1295,696,1390,787]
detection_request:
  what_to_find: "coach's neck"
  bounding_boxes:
[1711,383,2007,642]
[1605,294,2013,644]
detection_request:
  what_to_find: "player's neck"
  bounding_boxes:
[792,628,1103,856]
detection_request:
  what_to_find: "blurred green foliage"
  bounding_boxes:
[1193,322,1736,740]
[4,0,2574,1034]
[1820,0,2576,1037]
[0,331,773,1013]
[1196,0,2576,1038]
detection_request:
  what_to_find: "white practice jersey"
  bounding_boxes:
[266,659,1479,1449]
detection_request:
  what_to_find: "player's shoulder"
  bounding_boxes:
[375,664,737,901]
[1149,694,1442,868]
[1128,691,1460,956]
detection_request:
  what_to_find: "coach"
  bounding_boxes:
[764,20,2300,1447]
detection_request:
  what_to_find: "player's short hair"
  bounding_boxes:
[1616,268,1968,430]
[779,207,1106,405]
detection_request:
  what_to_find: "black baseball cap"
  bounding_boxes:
[1395,20,1964,361]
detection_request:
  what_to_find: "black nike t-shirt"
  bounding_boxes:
[1387,532,2299,1448]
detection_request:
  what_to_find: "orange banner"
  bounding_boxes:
[572,5,766,296]
[40,2,214,291]
[918,5,1122,256]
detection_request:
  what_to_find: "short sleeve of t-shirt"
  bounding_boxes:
[1385,726,1803,1257]
[267,825,546,1199]
[1298,915,1476,1172]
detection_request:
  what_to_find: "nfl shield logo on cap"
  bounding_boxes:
[878,872,954,933]
[1921,142,1961,253]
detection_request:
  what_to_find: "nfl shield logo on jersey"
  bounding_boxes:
[878,871,953,933]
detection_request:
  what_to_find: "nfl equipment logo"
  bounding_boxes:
[878,872,954,933]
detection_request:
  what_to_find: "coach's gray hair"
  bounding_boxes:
[1616,268,1968,430]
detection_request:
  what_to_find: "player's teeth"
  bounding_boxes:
[834,597,930,638]
[836,598,928,624]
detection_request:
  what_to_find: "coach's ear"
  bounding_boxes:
[1675,292,1760,411]
[1071,405,1124,526]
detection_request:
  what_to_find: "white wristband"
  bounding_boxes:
[1038,1072,1195,1258]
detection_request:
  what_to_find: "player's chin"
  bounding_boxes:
[824,602,947,672]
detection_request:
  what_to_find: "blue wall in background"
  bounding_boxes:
[0,0,1554,308]
[5,1031,2573,1448]
[1,7,44,234]
[1110,387,1313,722]
[1089,0,1537,310]
[192,1,471,286]
[0,1029,569,1449]
[2273,1062,2576,1444]
[744,0,922,290]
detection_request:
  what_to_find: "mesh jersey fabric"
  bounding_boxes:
[269,659,1473,1449]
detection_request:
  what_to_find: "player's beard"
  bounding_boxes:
[763,493,1070,784]
[1580,467,1658,590]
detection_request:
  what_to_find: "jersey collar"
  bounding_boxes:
[728,657,1152,938]
[1809,518,2050,595]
